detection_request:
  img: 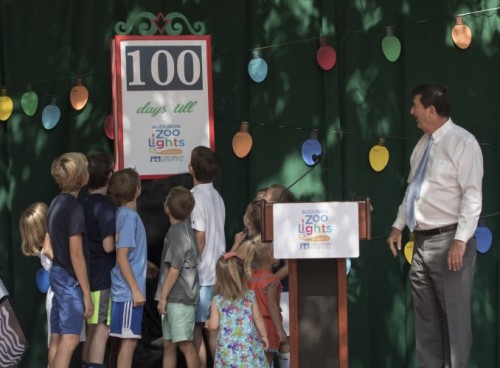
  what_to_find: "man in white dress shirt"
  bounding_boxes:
[387,83,483,368]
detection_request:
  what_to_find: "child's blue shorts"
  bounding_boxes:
[109,301,143,338]
[50,265,85,335]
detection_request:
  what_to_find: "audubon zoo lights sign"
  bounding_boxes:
[112,36,214,179]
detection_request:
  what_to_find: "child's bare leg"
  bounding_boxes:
[88,323,109,364]
[179,340,199,368]
[48,333,60,368]
[208,328,217,361]
[116,338,138,368]
[162,340,177,368]
[82,324,94,363]
[265,351,275,367]
[279,339,291,368]
[193,324,207,368]
[53,334,80,367]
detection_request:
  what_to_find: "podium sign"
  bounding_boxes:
[262,199,371,368]
[111,35,214,179]
[273,202,360,259]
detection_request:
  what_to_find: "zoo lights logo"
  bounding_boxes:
[148,125,185,155]
[297,210,333,242]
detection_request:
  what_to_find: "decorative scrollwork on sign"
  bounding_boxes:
[163,12,206,35]
[114,11,206,35]
[115,12,157,35]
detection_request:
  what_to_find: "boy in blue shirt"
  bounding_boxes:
[107,168,147,368]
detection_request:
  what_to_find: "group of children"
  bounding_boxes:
[224,184,293,368]
[20,152,137,368]
[19,145,294,368]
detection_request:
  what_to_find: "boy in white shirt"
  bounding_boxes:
[189,146,225,368]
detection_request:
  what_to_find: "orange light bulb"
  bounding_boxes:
[451,16,472,49]
[232,121,253,158]
[70,78,89,110]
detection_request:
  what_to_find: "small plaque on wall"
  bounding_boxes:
[273,202,360,259]
[111,35,215,179]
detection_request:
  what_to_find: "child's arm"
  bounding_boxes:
[274,260,289,281]
[266,284,287,342]
[235,239,249,260]
[147,260,160,279]
[116,247,145,307]
[207,299,219,330]
[230,231,246,253]
[69,234,93,320]
[251,298,269,350]
[231,233,250,260]
[43,233,53,259]
[194,230,206,254]
[156,265,180,316]
[102,235,115,253]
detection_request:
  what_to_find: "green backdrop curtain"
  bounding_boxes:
[0,0,498,367]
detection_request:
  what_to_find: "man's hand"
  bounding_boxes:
[448,240,466,271]
[386,227,403,257]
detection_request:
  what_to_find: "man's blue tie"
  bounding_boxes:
[406,135,434,232]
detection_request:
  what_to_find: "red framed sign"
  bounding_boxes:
[111,35,214,179]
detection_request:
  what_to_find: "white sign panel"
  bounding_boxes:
[112,35,214,179]
[273,202,360,259]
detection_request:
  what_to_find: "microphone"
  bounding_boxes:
[261,156,323,242]
[277,154,322,202]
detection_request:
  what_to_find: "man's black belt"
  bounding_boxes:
[413,223,457,236]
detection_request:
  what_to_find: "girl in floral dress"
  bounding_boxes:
[208,252,269,367]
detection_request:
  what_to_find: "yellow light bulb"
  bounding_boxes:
[369,137,390,172]
[0,88,14,121]
[404,234,415,264]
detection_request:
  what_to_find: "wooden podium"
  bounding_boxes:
[262,199,371,368]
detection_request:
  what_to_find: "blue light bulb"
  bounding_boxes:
[248,50,268,83]
[42,98,61,130]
